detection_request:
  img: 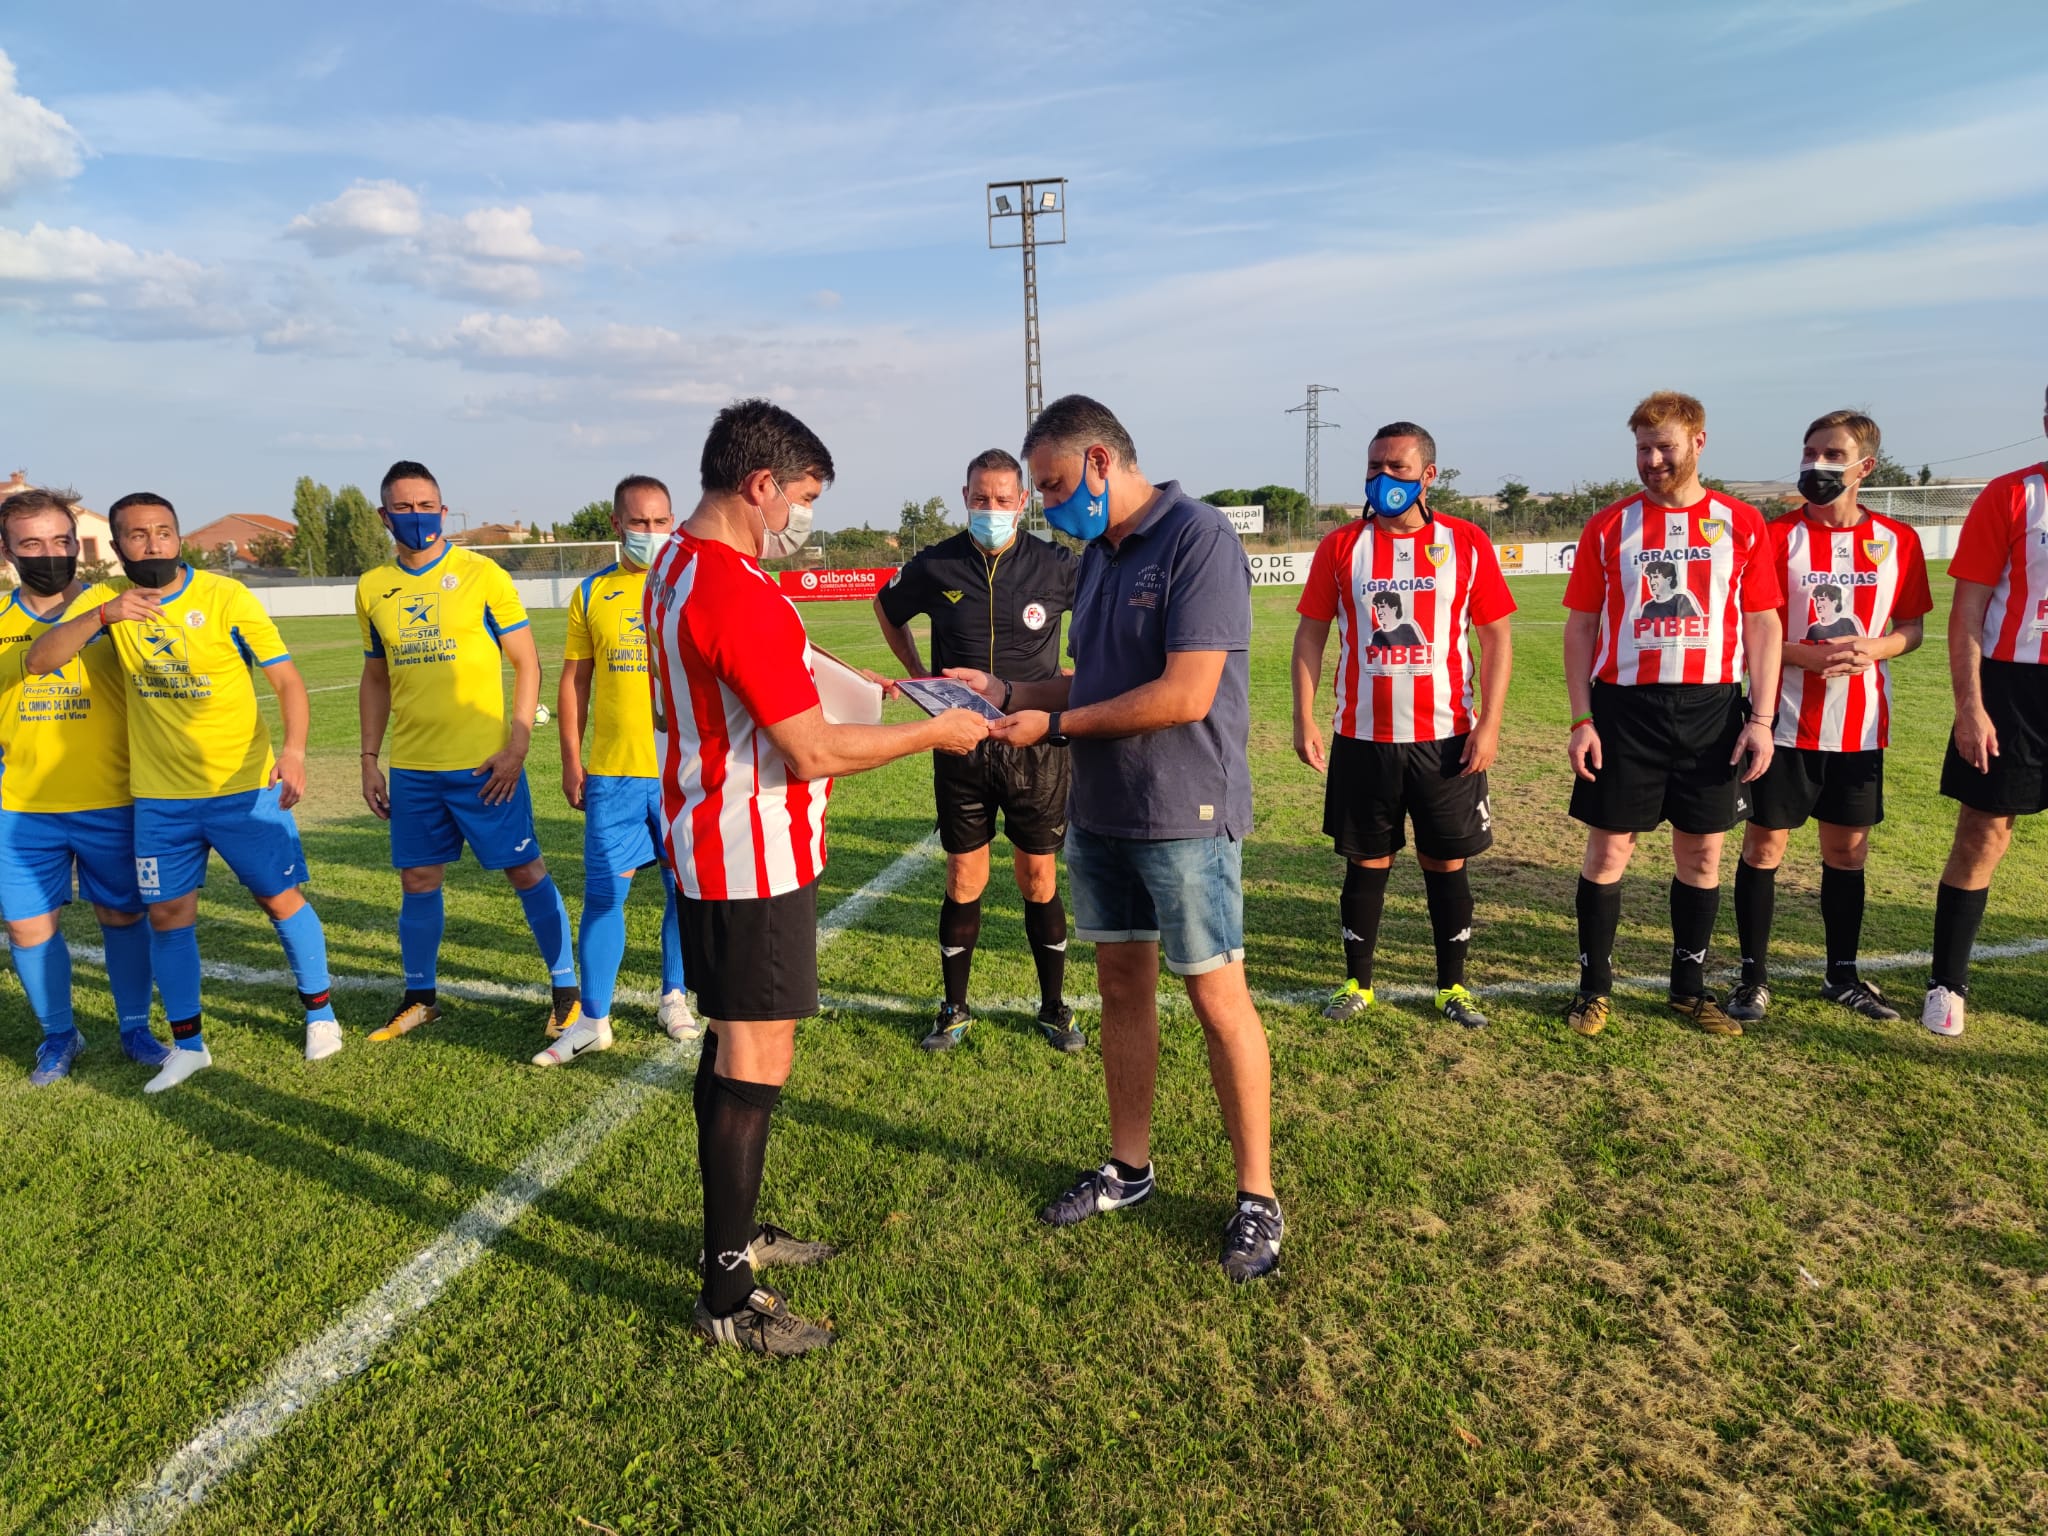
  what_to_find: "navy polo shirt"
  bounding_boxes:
[1066,482,1253,840]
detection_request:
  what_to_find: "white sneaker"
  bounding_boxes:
[305,1018,344,1062]
[1921,985,1965,1038]
[145,1045,213,1093]
[660,989,701,1042]
[532,1014,613,1066]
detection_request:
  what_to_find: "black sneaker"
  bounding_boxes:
[1725,981,1770,1021]
[919,1001,971,1052]
[693,1286,832,1357]
[697,1222,837,1274]
[1819,976,1901,1021]
[1220,1197,1285,1282]
[1035,1004,1085,1054]
[1039,1161,1155,1227]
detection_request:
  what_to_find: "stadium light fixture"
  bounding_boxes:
[986,176,1069,441]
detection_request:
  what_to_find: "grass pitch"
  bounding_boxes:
[2,576,2045,1534]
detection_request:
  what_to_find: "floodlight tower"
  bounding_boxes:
[1286,384,1340,515]
[987,178,1068,435]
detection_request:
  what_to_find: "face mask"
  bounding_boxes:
[760,483,813,561]
[1798,466,1850,506]
[969,512,1019,551]
[1042,457,1109,541]
[120,554,181,589]
[620,530,664,567]
[385,509,444,551]
[1364,472,1424,517]
[14,553,77,597]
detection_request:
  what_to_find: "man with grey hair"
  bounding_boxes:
[950,393,1283,1282]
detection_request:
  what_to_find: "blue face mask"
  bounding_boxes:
[620,529,664,566]
[1041,457,1109,541]
[1364,473,1424,517]
[969,512,1018,551]
[385,509,444,551]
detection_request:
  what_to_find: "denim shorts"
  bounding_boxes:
[1065,824,1245,976]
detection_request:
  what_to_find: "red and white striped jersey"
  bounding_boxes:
[1950,463,2048,666]
[1767,508,1931,752]
[644,531,829,901]
[1563,489,1780,687]
[1298,512,1515,742]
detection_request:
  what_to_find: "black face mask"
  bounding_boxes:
[1798,466,1849,506]
[119,555,181,589]
[14,554,77,597]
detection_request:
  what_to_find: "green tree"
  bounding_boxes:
[824,523,898,564]
[556,500,614,543]
[1426,467,1480,525]
[1498,481,1532,526]
[288,476,333,577]
[1918,464,1933,486]
[248,531,295,569]
[897,495,954,556]
[325,485,389,576]
[1864,448,1914,488]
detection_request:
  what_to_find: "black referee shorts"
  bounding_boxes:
[1941,659,2048,817]
[933,742,1070,856]
[678,879,819,1022]
[1323,733,1493,861]
[1748,747,1884,830]
[1569,681,1748,835]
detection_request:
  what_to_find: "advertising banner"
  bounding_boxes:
[780,567,895,601]
[1226,505,1265,536]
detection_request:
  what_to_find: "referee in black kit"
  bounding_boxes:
[874,447,1082,1053]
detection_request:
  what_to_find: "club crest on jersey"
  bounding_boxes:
[1424,543,1451,568]
[1699,519,1726,544]
[185,610,206,627]
[441,574,459,591]
[1862,537,1892,563]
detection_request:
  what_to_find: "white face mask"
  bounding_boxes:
[760,481,814,560]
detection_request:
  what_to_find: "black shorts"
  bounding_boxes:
[1941,659,2048,816]
[1322,733,1493,861]
[678,879,819,1023]
[934,741,1070,856]
[1749,747,1884,830]
[1569,681,1747,835]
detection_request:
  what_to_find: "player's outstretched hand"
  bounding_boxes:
[989,710,1050,749]
[1568,721,1602,782]
[102,587,162,625]
[473,746,526,805]
[940,667,1001,705]
[931,707,992,756]
[1460,720,1500,777]
[362,759,391,820]
[1955,703,2000,774]
[859,667,902,700]
[1733,719,1774,783]
[1294,717,1328,773]
[562,761,586,812]
[272,747,306,811]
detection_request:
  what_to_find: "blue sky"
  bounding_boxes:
[2,0,2045,530]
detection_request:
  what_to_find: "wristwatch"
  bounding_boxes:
[1046,710,1069,746]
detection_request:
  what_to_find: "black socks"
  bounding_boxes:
[697,1057,783,1317]
[1421,867,1473,991]
[1669,879,1720,998]
[939,897,981,1008]
[1576,876,1622,996]
[1340,863,1391,988]
[1820,864,1865,985]
[1023,896,1068,1014]
[1734,860,1776,986]
[1932,882,1987,994]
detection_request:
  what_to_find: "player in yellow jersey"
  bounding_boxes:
[0,489,165,1085]
[356,460,578,1046]
[28,493,338,1092]
[533,474,694,1066]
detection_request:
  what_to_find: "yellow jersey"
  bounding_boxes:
[0,589,133,812]
[356,545,531,772]
[72,567,289,800]
[564,562,656,778]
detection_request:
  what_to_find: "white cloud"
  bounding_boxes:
[406,311,574,360]
[0,48,85,203]
[447,205,578,265]
[286,179,425,253]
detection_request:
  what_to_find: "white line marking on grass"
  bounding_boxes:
[78,834,940,1536]
[256,681,359,703]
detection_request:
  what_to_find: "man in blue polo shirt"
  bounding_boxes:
[954,393,1281,1282]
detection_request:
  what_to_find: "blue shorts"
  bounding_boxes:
[0,803,144,920]
[134,787,308,904]
[583,775,664,884]
[389,767,542,871]
[1065,825,1246,977]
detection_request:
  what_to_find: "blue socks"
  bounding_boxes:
[271,904,336,1022]
[100,918,155,1033]
[150,922,205,1048]
[659,861,687,995]
[12,932,74,1037]
[578,875,630,1018]
[399,889,444,994]
[518,875,577,990]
